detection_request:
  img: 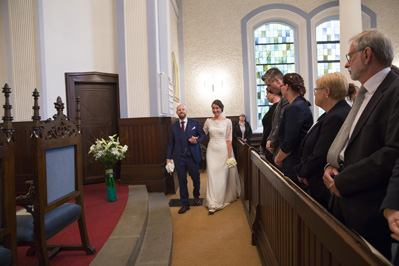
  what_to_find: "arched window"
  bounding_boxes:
[254,23,296,126]
[315,19,340,117]
[316,19,340,76]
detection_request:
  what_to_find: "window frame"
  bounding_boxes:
[254,22,297,127]
[244,8,308,131]
[314,17,341,118]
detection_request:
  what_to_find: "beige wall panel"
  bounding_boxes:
[0,2,8,119]
[9,0,37,121]
[363,0,399,67]
[125,0,150,118]
[170,0,180,111]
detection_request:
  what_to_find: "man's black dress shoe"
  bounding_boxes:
[194,197,201,206]
[178,205,190,214]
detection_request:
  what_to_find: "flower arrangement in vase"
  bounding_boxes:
[88,134,128,201]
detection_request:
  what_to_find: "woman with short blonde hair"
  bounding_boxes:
[295,72,351,208]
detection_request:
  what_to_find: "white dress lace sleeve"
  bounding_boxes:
[205,117,241,211]
[203,118,209,135]
[226,119,232,141]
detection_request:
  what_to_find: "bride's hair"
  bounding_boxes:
[211,99,224,112]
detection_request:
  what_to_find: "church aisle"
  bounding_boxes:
[167,173,262,266]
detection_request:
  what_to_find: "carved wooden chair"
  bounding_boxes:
[0,84,17,266]
[16,90,95,265]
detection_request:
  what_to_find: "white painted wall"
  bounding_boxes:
[41,0,117,118]
[0,2,7,90]
[0,2,6,119]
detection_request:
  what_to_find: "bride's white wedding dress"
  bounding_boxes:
[204,118,241,211]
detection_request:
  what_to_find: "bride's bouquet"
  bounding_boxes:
[226,158,237,168]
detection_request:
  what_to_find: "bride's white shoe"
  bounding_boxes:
[208,208,216,215]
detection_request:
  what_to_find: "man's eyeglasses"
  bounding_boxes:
[345,49,364,61]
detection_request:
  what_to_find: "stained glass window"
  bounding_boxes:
[314,20,340,117]
[316,20,340,77]
[254,23,296,126]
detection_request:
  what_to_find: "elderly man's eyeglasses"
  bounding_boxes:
[345,49,364,61]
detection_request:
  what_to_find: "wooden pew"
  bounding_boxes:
[236,139,252,206]
[246,150,391,265]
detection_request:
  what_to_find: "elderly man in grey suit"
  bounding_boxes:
[323,29,399,260]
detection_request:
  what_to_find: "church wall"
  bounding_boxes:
[181,0,399,119]
[41,0,118,118]
[362,0,399,67]
[0,2,7,95]
[1,0,399,122]
[170,0,181,111]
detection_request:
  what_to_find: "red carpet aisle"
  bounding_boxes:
[17,181,129,266]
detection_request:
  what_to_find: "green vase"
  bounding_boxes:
[105,167,117,202]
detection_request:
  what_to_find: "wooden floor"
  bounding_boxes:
[167,172,262,266]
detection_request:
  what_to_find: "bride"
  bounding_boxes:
[204,99,241,214]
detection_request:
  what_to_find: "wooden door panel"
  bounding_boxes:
[65,72,119,184]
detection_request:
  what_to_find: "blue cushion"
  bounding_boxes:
[0,245,11,266]
[16,203,81,243]
[46,146,76,204]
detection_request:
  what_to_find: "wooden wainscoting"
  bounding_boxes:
[118,117,178,193]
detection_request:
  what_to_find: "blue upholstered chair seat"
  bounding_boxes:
[16,203,82,243]
[0,245,11,266]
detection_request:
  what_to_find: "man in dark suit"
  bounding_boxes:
[259,88,280,163]
[323,29,399,260]
[261,68,289,165]
[167,104,205,214]
[381,158,399,242]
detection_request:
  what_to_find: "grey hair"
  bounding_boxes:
[350,29,394,68]
[261,67,283,82]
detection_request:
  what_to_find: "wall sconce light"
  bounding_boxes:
[204,79,223,92]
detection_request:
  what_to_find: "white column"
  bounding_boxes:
[339,0,362,82]
[5,0,38,121]
[117,0,151,118]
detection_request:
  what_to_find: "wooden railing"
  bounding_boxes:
[236,139,251,201]
[236,139,392,266]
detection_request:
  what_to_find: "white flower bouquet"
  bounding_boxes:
[226,158,237,168]
[88,134,128,168]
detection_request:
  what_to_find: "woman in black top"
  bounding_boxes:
[274,73,313,188]
[295,72,351,208]
[233,113,252,146]
[260,88,280,163]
